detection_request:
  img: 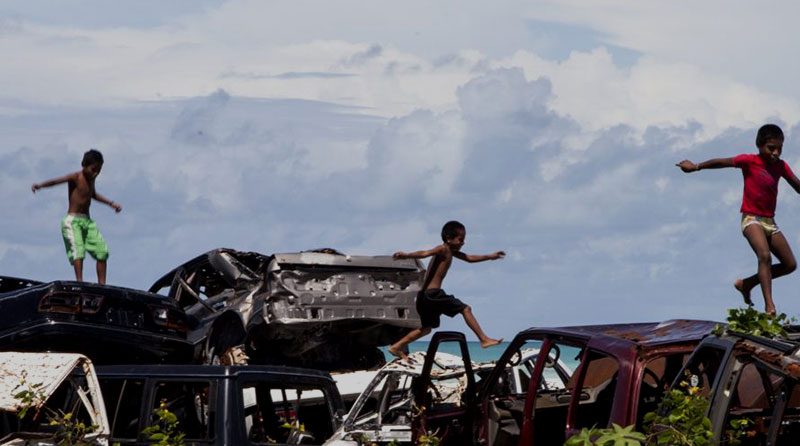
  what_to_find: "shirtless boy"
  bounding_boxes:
[388,220,505,360]
[32,149,122,284]
[677,124,800,315]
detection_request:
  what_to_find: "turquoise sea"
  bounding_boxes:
[380,340,511,363]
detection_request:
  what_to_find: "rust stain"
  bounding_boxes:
[602,331,643,342]
[734,340,800,379]
[599,320,715,345]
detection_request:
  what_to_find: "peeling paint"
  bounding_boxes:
[0,352,109,445]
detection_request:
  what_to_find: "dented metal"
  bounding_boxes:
[149,248,424,370]
[265,252,422,327]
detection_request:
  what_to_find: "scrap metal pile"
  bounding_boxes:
[0,248,424,371]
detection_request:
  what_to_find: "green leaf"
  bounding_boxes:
[564,428,594,446]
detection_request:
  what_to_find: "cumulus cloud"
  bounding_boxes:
[5,71,800,332]
[522,1,800,98]
[6,0,800,335]
[3,0,799,136]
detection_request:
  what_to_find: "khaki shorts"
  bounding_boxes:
[741,214,780,238]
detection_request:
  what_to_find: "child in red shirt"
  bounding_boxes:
[677,124,800,315]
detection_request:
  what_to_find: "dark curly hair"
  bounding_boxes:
[441,220,465,242]
[82,149,104,166]
[756,124,784,147]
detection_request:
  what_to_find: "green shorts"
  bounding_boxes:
[61,214,109,263]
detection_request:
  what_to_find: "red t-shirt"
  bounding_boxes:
[733,153,795,217]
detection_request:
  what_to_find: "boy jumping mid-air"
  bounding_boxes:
[32,149,122,284]
[677,124,800,315]
[388,220,505,360]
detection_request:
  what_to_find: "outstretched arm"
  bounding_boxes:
[784,170,800,195]
[393,245,445,260]
[92,191,122,213]
[676,158,735,173]
[31,172,77,193]
[454,250,505,263]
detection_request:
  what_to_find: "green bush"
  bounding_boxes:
[564,371,750,446]
[564,423,644,446]
[713,307,790,339]
[13,373,101,446]
[140,401,186,446]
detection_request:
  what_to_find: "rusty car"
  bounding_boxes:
[343,320,717,445]
[672,329,800,445]
[148,248,425,370]
[468,319,719,446]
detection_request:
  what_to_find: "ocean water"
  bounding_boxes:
[380,340,511,363]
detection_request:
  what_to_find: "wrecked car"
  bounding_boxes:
[326,332,479,446]
[673,330,800,445]
[325,351,478,446]
[95,362,346,445]
[148,249,424,370]
[0,276,192,364]
[0,352,109,445]
[466,319,718,446]
[325,345,571,445]
[373,320,716,445]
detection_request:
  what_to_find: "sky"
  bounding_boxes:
[4,1,800,340]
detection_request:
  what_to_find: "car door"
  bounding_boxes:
[235,373,343,446]
[472,333,587,446]
[412,331,475,446]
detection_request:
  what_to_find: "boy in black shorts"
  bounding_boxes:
[388,220,505,360]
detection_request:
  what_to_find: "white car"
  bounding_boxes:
[0,352,109,446]
[325,348,571,446]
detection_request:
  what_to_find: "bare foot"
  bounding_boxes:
[387,346,409,361]
[734,279,753,306]
[481,338,503,348]
[766,306,777,317]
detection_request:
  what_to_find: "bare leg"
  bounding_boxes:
[388,327,431,361]
[739,225,776,315]
[461,306,502,348]
[97,260,107,285]
[767,232,797,280]
[72,259,84,282]
[737,230,796,315]
[733,278,753,306]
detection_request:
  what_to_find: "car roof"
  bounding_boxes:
[0,352,93,411]
[271,252,421,270]
[95,364,336,383]
[517,319,719,349]
[706,330,799,354]
[148,248,422,293]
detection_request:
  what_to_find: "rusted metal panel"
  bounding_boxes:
[733,338,800,379]
[0,352,109,446]
[523,319,718,350]
[0,352,84,410]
